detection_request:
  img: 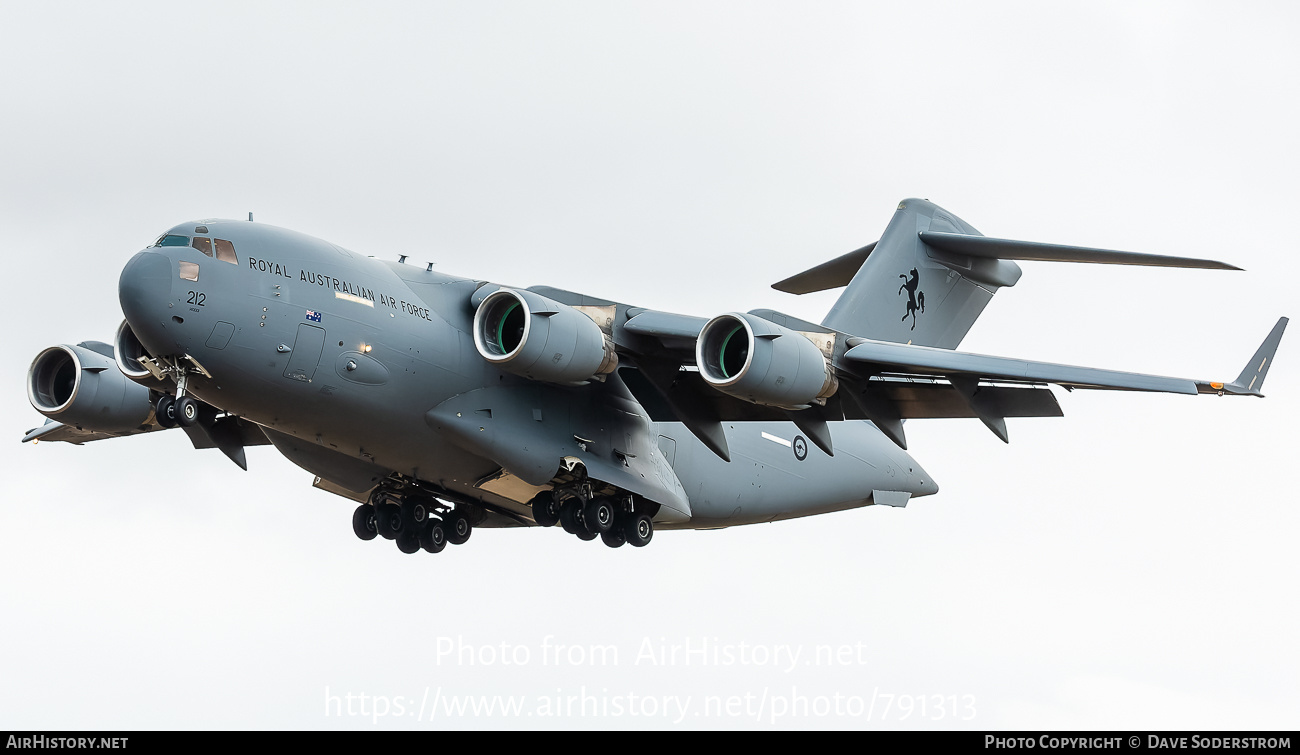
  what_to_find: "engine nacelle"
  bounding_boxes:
[27,343,155,432]
[113,319,168,390]
[473,288,617,385]
[696,313,838,409]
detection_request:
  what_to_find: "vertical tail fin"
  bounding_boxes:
[820,199,1021,349]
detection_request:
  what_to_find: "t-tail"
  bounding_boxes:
[774,198,1241,349]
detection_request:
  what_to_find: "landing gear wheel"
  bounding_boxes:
[445,511,472,545]
[420,523,447,553]
[175,396,200,427]
[156,395,178,429]
[530,491,561,527]
[559,499,583,535]
[401,499,428,530]
[396,530,421,554]
[584,497,615,534]
[351,505,377,541]
[575,528,598,542]
[377,503,403,540]
[625,514,653,547]
[600,526,626,548]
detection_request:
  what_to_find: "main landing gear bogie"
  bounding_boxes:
[353,491,473,556]
[530,488,655,549]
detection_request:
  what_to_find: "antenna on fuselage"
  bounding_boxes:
[248,212,254,222]
[426,262,434,271]
[398,255,407,263]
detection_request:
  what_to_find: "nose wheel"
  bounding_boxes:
[154,393,216,429]
[175,396,200,427]
[155,395,178,428]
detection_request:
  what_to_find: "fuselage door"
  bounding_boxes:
[284,323,326,382]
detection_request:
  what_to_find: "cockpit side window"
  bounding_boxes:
[159,235,189,247]
[214,238,238,264]
[192,237,214,257]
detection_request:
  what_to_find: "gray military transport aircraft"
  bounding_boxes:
[24,199,1288,554]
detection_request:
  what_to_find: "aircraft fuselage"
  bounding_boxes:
[117,219,936,531]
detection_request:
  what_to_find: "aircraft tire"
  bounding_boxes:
[600,526,626,548]
[351,505,378,541]
[445,512,472,545]
[624,514,653,548]
[400,499,428,530]
[584,497,615,534]
[575,528,597,542]
[530,491,561,527]
[559,500,582,534]
[376,503,402,540]
[420,523,447,554]
[155,395,178,429]
[175,396,200,427]
[395,530,421,554]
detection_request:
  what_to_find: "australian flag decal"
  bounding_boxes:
[305,310,323,323]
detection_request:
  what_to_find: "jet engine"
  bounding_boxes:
[113,319,168,390]
[27,343,155,432]
[473,288,617,384]
[696,313,838,409]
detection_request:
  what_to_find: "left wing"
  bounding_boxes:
[531,285,1287,457]
[843,316,1288,398]
[839,317,1288,443]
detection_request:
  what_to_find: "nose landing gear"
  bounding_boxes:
[149,354,218,430]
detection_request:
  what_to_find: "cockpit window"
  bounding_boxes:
[214,238,238,264]
[158,235,189,247]
[179,261,199,282]
[192,237,214,257]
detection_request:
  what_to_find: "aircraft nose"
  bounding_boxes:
[119,251,172,329]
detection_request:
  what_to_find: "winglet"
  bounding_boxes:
[1220,317,1288,396]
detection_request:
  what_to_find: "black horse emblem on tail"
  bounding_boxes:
[898,268,925,330]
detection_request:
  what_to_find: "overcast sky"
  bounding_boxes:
[2,1,1297,730]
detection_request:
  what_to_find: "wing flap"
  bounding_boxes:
[845,380,1064,420]
[843,338,1199,395]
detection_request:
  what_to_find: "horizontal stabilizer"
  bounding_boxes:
[772,242,877,294]
[919,231,1242,271]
